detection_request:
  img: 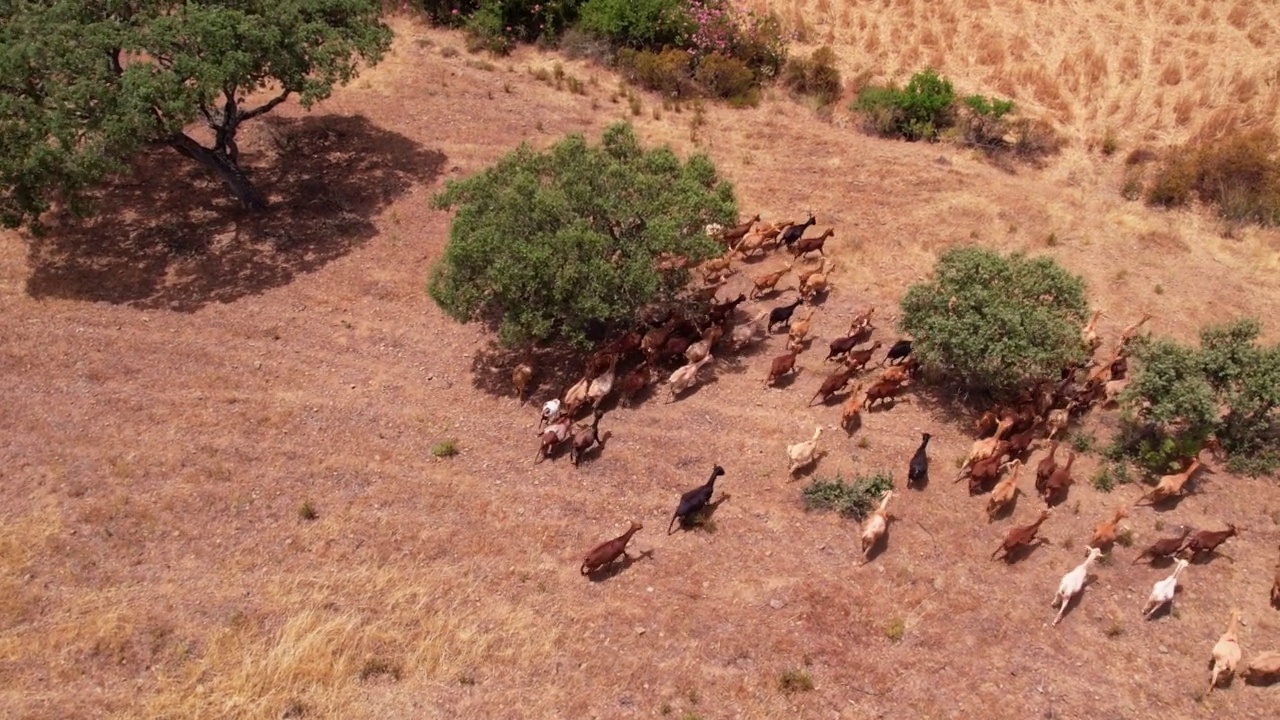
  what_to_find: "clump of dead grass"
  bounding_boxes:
[1145,125,1280,225]
[777,666,815,693]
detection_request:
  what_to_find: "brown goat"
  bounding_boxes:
[992,509,1052,561]
[1136,457,1203,506]
[863,375,905,408]
[843,341,882,373]
[766,348,801,386]
[749,263,793,299]
[1272,545,1280,609]
[1042,451,1077,507]
[975,410,1000,438]
[580,521,644,575]
[1132,527,1194,564]
[618,363,651,406]
[810,364,857,406]
[1182,524,1238,561]
[1035,440,1060,496]
[966,441,1012,495]
[848,306,876,333]
[512,362,534,404]
[1089,507,1130,550]
[718,214,760,244]
[791,228,834,257]
[840,383,867,431]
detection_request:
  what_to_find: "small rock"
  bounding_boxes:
[1159,645,1169,654]
[769,599,786,609]
[635,627,646,635]
[646,587,654,593]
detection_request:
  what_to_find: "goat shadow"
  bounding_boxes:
[766,369,802,390]
[985,493,1020,522]
[907,468,931,492]
[676,494,732,534]
[1188,549,1235,565]
[25,114,445,311]
[665,374,719,405]
[585,549,654,583]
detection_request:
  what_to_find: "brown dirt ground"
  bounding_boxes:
[2,15,1279,720]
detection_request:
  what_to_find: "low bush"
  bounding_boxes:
[802,472,894,520]
[958,93,1015,148]
[782,46,842,105]
[618,47,694,96]
[852,68,955,141]
[1146,127,1280,225]
[577,0,688,49]
[693,52,757,103]
[777,667,814,693]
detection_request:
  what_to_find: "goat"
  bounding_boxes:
[535,416,572,463]
[1181,524,1238,561]
[810,363,858,406]
[768,298,805,332]
[800,259,835,300]
[718,214,760,244]
[666,354,714,402]
[1005,420,1042,460]
[729,310,770,351]
[1118,312,1154,349]
[1102,377,1129,406]
[787,307,815,346]
[1052,546,1104,626]
[826,329,871,362]
[860,490,894,564]
[842,341,882,373]
[586,356,619,409]
[766,347,802,386]
[512,362,534,404]
[1132,526,1194,564]
[569,409,606,467]
[968,443,1012,495]
[992,509,1052,561]
[618,363,650,407]
[956,417,1015,481]
[848,306,875,334]
[562,374,592,418]
[786,426,823,475]
[539,398,562,429]
[1042,451,1077,507]
[1142,558,1189,617]
[708,294,746,326]
[669,465,725,533]
[1089,507,1129,551]
[750,263,793,299]
[1272,544,1280,609]
[863,375,905,408]
[1034,440,1059,496]
[580,520,643,575]
[1208,609,1245,693]
[840,383,867,431]
[685,326,723,365]
[1045,408,1069,441]
[883,339,913,365]
[1243,650,1280,685]
[1135,457,1202,506]
[1082,309,1105,353]
[986,460,1023,521]
[907,433,931,488]
[779,215,815,247]
[975,410,1000,438]
[791,228,834,257]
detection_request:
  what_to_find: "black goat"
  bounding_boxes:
[768,299,804,332]
[885,339,913,365]
[779,216,816,247]
[669,465,725,534]
[908,433,931,487]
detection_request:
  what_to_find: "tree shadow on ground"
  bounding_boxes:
[471,340,596,406]
[25,114,445,311]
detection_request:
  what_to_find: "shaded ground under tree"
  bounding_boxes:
[23,114,445,311]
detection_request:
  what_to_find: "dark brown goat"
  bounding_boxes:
[1042,451,1076,507]
[1034,441,1060,496]
[791,228,834,257]
[966,442,1011,495]
[580,521,644,575]
[1182,524,1238,561]
[810,364,857,406]
[826,329,873,362]
[766,349,800,386]
[863,375,905,408]
[1131,527,1194,564]
[843,341,882,372]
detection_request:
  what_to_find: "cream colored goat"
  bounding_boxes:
[786,426,823,475]
[860,491,894,564]
[1051,546,1103,626]
[666,355,714,402]
[1208,609,1245,693]
[1143,558,1189,617]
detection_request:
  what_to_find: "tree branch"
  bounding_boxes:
[237,89,292,123]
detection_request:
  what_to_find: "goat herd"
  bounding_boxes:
[500,213,1280,692]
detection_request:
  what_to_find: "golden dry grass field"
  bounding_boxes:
[2,9,1279,720]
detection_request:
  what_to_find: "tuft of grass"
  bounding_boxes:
[1154,284,1165,295]
[629,95,642,116]
[1116,527,1135,547]
[1046,232,1059,247]
[566,76,585,95]
[856,436,871,449]
[777,667,815,693]
[1154,519,1165,532]
[465,58,495,72]
[1101,128,1119,156]
[660,703,672,716]
[298,501,319,522]
[1104,618,1125,638]
[803,472,894,520]
[440,46,459,58]
[358,657,402,682]
[884,618,905,642]
[1069,430,1097,454]
[503,81,513,94]
[458,673,476,686]
[431,439,459,458]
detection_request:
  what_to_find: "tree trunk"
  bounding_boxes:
[169,133,267,210]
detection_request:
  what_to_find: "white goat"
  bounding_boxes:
[539,398,562,428]
[1051,546,1103,626]
[666,355,713,402]
[786,426,823,475]
[1142,558,1189,617]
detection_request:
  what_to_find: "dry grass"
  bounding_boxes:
[772,0,1280,151]
[1,13,1279,720]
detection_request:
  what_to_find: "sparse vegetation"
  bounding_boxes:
[802,472,894,520]
[782,46,843,106]
[777,667,815,693]
[899,247,1089,398]
[429,122,735,348]
[1146,127,1280,226]
[359,656,403,682]
[1069,430,1097,454]
[884,618,905,642]
[432,439,460,458]
[853,68,955,142]
[298,501,320,521]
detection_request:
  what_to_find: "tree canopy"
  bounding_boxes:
[899,246,1089,397]
[0,0,392,230]
[1119,318,1280,475]
[428,122,736,348]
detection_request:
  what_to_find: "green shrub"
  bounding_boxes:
[429,123,736,348]
[431,439,460,457]
[782,46,842,105]
[1117,319,1280,475]
[618,47,694,96]
[899,247,1089,398]
[694,52,756,102]
[577,0,689,49]
[852,68,955,141]
[802,472,894,520]
[958,93,1015,148]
